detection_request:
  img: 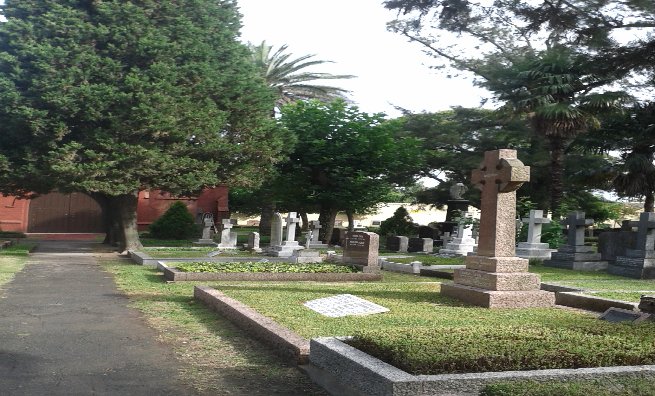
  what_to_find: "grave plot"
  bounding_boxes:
[128,246,264,265]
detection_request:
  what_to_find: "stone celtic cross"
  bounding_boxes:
[522,209,550,244]
[471,149,530,257]
[563,211,593,246]
[221,218,233,229]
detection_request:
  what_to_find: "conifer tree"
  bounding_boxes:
[0,0,285,251]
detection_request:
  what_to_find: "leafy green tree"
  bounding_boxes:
[0,0,285,251]
[384,1,630,216]
[276,100,425,243]
[149,201,198,240]
[378,206,417,237]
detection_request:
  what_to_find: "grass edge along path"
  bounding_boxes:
[0,256,27,292]
[101,259,326,396]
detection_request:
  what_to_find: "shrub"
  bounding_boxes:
[148,201,198,240]
[378,207,417,237]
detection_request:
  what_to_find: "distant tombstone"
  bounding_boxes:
[343,231,380,272]
[386,236,408,253]
[438,219,476,256]
[194,213,217,246]
[408,237,433,253]
[418,225,439,239]
[516,209,555,259]
[330,228,348,246]
[217,219,237,249]
[609,212,655,279]
[270,213,284,247]
[309,220,328,248]
[247,232,262,253]
[544,211,607,271]
[441,149,555,308]
[268,212,304,257]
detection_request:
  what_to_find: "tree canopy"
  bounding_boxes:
[0,0,286,250]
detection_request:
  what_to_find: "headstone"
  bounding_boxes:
[516,210,556,259]
[441,149,555,308]
[408,237,433,253]
[343,231,380,273]
[598,223,637,262]
[247,232,262,253]
[194,213,218,246]
[544,211,608,271]
[217,219,237,249]
[385,236,408,253]
[268,212,304,257]
[439,217,476,256]
[609,212,655,279]
[270,212,284,247]
[304,294,389,318]
[308,220,328,248]
[418,225,439,240]
[329,228,348,246]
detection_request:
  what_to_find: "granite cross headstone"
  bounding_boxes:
[563,211,594,247]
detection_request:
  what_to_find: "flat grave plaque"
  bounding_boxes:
[599,307,643,323]
[304,294,389,318]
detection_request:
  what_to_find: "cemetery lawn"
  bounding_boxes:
[101,259,325,395]
[0,242,37,256]
[384,255,465,265]
[212,275,655,375]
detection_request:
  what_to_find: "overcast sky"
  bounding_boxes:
[237,0,492,118]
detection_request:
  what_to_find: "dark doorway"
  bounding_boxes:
[28,193,105,233]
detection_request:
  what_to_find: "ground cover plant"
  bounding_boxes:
[142,247,260,258]
[212,278,655,375]
[481,376,655,396]
[101,260,327,395]
[0,242,37,256]
[175,262,358,274]
[140,238,196,247]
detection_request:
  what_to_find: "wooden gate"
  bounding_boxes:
[28,193,105,233]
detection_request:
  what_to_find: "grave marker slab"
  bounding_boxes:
[545,211,608,271]
[386,236,408,253]
[247,232,262,253]
[217,218,237,249]
[343,231,380,272]
[609,212,655,279]
[304,294,389,318]
[268,212,304,257]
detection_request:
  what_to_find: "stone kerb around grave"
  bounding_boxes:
[343,231,380,273]
[440,149,555,308]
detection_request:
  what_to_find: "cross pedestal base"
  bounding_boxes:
[440,283,556,308]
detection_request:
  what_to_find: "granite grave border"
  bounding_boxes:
[160,261,382,282]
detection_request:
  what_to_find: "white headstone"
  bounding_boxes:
[270,213,284,247]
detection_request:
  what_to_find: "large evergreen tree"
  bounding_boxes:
[0,0,285,251]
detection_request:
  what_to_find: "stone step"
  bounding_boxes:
[453,269,541,291]
[464,256,528,273]
[440,283,555,308]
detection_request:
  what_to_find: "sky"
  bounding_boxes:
[236,0,492,118]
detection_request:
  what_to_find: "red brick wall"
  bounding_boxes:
[136,186,229,231]
[0,186,229,233]
[0,195,30,232]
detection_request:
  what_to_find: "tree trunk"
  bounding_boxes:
[258,202,275,236]
[318,206,339,244]
[645,191,654,213]
[549,137,566,219]
[109,192,142,253]
[346,210,354,232]
[299,211,309,231]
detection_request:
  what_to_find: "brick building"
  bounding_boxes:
[0,187,229,234]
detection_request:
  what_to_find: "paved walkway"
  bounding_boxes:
[0,241,197,396]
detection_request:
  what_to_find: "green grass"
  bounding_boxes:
[101,260,326,395]
[386,255,465,265]
[0,256,27,290]
[481,376,655,396]
[0,242,37,256]
[175,261,358,273]
[140,238,196,247]
[211,277,655,375]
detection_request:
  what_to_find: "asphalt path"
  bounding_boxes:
[0,241,197,396]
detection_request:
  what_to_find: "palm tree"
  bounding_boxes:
[248,41,355,111]
[485,48,629,217]
[248,41,355,235]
